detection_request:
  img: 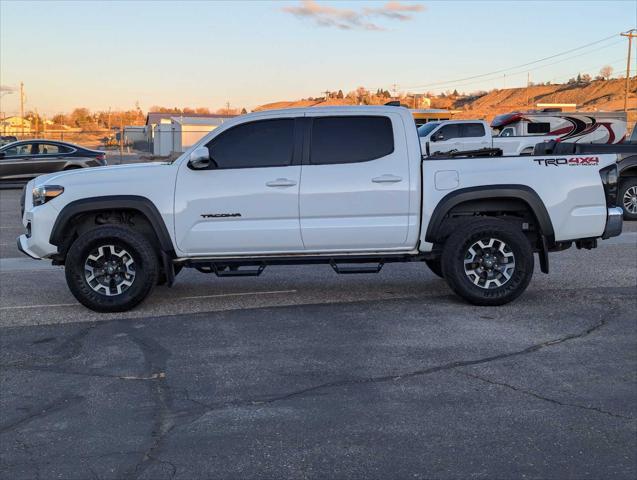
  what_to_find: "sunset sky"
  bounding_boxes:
[0,0,634,116]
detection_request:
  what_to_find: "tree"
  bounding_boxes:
[337,89,344,99]
[581,73,592,83]
[599,65,613,81]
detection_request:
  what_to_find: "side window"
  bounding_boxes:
[207,118,295,169]
[310,116,394,165]
[37,144,62,155]
[2,145,19,156]
[527,122,551,134]
[461,123,485,138]
[501,128,514,137]
[436,124,460,140]
[9,143,37,155]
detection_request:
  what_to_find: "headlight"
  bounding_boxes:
[33,185,64,206]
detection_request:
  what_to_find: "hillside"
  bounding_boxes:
[255,78,637,123]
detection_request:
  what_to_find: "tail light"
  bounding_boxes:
[599,164,618,207]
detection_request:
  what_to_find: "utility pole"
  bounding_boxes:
[526,72,530,108]
[322,90,331,100]
[19,81,25,136]
[107,106,111,131]
[621,29,637,112]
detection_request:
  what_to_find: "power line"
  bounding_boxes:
[402,33,621,91]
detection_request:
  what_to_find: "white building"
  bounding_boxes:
[145,113,236,157]
[171,116,227,153]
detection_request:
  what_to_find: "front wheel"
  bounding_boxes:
[441,219,534,306]
[619,177,637,221]
[65,226,159,312]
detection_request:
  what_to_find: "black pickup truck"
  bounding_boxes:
[534,136,637,220]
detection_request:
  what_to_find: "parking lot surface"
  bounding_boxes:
[1,187,636,479]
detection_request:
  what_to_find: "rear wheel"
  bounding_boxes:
[65,226,158,312]
[441,218,534,306]
[619,177,637,221]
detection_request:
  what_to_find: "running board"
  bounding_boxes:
[195,264,266,277]
[330,260,384,274]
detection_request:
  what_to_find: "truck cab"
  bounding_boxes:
[418,120,491,155]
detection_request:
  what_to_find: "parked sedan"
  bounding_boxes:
[0,140,107,182]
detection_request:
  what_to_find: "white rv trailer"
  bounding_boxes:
[491,111,626,144]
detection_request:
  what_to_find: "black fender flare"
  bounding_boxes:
[49,195,175,255]
[425,185,555,243]
[618,155,637,176]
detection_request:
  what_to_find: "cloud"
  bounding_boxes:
[282,1,425,31]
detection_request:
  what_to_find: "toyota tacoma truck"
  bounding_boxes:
[17,106,623,312]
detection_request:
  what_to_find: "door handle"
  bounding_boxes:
[266,178,297,187]
[372,174,402,184]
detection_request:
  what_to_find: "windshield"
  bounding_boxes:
[417,122,440,137]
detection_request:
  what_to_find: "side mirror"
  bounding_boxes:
[188,147,212,170]
[432,133,444,142]
[0,152,4,159]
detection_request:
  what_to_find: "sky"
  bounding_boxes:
[0,0,635,116]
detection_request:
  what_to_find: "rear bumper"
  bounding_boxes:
[602,207,623,239]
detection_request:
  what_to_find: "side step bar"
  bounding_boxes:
[330,260,384,274]
[185,254,426,278]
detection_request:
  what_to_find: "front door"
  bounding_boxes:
[299,113,412,251]
[174,116,304,256]
[429,123,461,154]
[0,142,38,180]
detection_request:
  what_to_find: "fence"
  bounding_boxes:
[0,130,216,165]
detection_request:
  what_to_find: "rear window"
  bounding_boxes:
[310,116,394,165]
[462,123,485,138]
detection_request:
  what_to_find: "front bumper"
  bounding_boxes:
[17,235,40,260]
[602,207,623,239]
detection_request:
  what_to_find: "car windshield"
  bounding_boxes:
[417,122,440,137]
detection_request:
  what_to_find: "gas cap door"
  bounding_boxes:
[434,170,459,191]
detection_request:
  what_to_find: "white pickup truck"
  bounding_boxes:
[419,120,557,156]
[18,106,623,312]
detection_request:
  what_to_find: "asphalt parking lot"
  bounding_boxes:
[1,186,636,479]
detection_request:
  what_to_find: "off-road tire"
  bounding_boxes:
[425,258,444,278]
[65,225,159,312]
[619,177,637,221]
[441,218,534,306]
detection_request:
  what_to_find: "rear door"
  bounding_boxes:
[460,123,490,150]
[299,113,411,251]
[33,143,74,174]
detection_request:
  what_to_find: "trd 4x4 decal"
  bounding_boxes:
[533,156,599,166]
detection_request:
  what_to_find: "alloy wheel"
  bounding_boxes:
[623,186,637,214]
[84,244,136,296]
[463,237,516,289]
